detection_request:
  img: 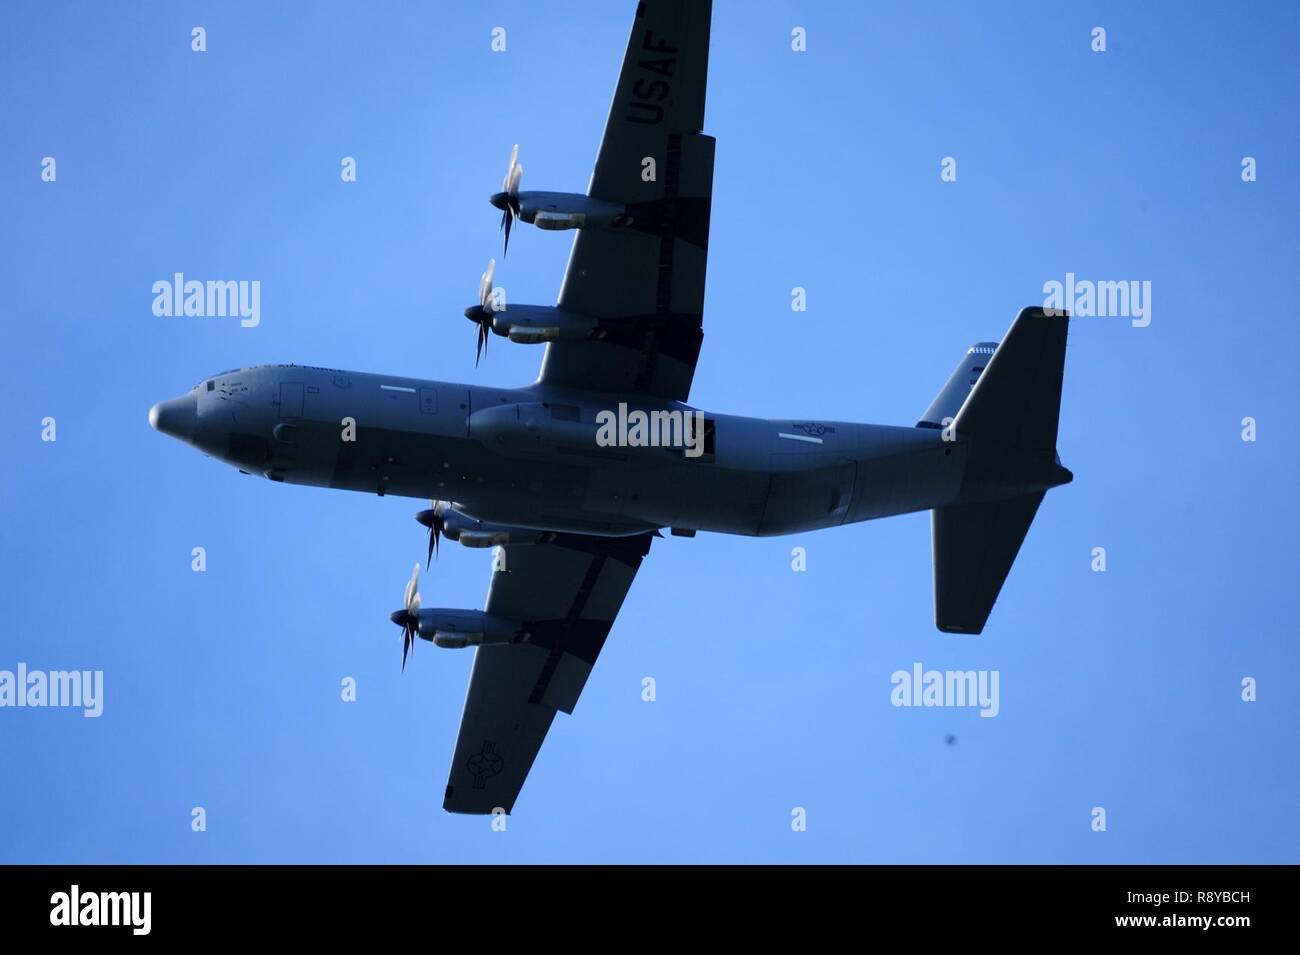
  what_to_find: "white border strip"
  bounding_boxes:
[778,432,823,444]
[380,384,416,393]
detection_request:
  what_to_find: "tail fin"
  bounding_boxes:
[952,307,1068,459]
[932,307,1071,634]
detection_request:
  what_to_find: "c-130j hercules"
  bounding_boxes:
[149,0,1072,813]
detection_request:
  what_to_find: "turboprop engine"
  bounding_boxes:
[415,501,554,565]
[464,300,599,346]
[489,144,630,254]
[491,189,629,234]
[388,564,526,659]
[464,258,600,362]
[418,608,526,649]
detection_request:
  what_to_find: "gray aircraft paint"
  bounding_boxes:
[150,364,974,538]
[146,0,1073,813]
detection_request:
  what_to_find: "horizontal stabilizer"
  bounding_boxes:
[918,342,998,430]
[933,491,1045,634]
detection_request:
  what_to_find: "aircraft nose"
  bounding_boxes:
[148,394,198,443]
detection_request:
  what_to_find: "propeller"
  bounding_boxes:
[489,144,523,255]
[415,503,445,567]
[466,258,498,366]
[388,563,422,670]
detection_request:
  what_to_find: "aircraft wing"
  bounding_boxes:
[442,532,654,813]
[539,0,714,403]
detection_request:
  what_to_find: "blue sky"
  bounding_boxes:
[1,0,1297,863]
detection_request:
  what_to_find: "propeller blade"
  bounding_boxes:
[392,562,424,671]
[390,608,416,672]
[405,563,420,608]
[478,259,496,309]
[416,506,444,568]
[498,145,522,256]
[502,144,519,192]
[474,257,497,364]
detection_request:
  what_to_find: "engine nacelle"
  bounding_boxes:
[463,304,598,345]
[490,187,709,248]
[494,191,629,232]
[414,608,525,649]
[496,305,598,344]
[432,500,554,548]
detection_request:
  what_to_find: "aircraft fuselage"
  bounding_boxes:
[150,364,971,537]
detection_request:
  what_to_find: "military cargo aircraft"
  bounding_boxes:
[149,0,1072,813]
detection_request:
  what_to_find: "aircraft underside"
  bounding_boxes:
[146,0,1072,814]
[160,365,970,538]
